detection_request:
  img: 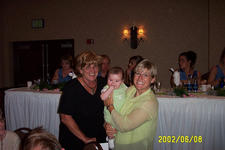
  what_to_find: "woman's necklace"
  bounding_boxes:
[81,78,97,95]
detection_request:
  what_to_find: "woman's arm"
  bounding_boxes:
[207,66,219,86]
[51,69,59,83]
[170,75,175,88]
[109,100,158,132]
[104,122,117,139]
[60,114,96,144]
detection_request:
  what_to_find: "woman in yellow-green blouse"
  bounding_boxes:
[105,59,158,150]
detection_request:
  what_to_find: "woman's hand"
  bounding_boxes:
[104,92,113,106]
[60,114,96,144]
[83,137,96,144]
[104,123,117,139]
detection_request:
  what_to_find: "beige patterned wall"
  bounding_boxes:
[208,0,225,69]
[0,0,224,88]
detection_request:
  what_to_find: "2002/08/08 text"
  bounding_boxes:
[158,136,202,143]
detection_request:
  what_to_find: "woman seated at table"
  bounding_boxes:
[58,51,106,150]
[170,51,201,87]
[51,55,75,84]
[104,59,158,150]
[208,48,225,87]
[98,54,111,80]
[124,55,143,86]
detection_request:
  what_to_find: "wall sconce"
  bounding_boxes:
[122,26,145,49]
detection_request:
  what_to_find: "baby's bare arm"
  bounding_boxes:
[101,86,115,101]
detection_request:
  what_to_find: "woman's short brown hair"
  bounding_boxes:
[74,51,101,76]
[23,127,62,150]
[60,55,73,67]
[100,54,111,64]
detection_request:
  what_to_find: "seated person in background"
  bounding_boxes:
[208,48,225,87]
[0,111,20,150]
[51,55,75,84]
[100,67,127,148]
[124,55,143,86]
[170,51,201,87]
[23,127,63,150]
[98,55,111,80]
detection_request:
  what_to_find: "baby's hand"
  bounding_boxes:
[101,86,114,101]
[108,84,115,90]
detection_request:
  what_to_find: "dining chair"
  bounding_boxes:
[14,127,32,150]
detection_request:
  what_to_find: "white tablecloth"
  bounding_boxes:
[4,88,225,150]
[5,88,61,138]
[154,96,225,150]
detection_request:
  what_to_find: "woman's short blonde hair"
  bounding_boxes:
[134,59,157,78]
[74,51,101,76]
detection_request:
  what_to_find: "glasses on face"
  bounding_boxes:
[135,72,151,78]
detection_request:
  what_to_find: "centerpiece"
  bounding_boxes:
[173,70,189,97]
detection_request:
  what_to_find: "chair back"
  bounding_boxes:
[14,127,32,140]
[14,127,32,150]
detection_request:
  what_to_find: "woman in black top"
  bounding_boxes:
[58,51,106,150]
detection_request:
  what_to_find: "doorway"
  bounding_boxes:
[13,39,74,87]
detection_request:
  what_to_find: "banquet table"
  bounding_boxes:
[5,88,61,138]
[4,88,225,150]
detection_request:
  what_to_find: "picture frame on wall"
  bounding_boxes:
[32,19,44,29]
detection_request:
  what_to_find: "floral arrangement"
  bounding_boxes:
[32,72,76,91]
[216,88,225,96]
[32,80,66,91]
[207,88,225,96]
[173,87,189,97]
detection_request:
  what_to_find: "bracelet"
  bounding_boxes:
[107,104,114,113]
[107,104,113,109]
[107,104,113,110]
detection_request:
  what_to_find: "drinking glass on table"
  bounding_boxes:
[156,81,161,92]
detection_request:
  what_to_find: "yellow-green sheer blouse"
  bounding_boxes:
[111,86,158,150]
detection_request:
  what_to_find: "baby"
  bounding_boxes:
[101,67,127,149]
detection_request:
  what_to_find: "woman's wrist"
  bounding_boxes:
[107,104,114,113]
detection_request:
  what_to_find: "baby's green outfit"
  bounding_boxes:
[103,83,127,127]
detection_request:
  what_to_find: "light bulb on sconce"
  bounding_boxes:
[122,28,130,40]
[122,25,145,49]
[138,28,144,39]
